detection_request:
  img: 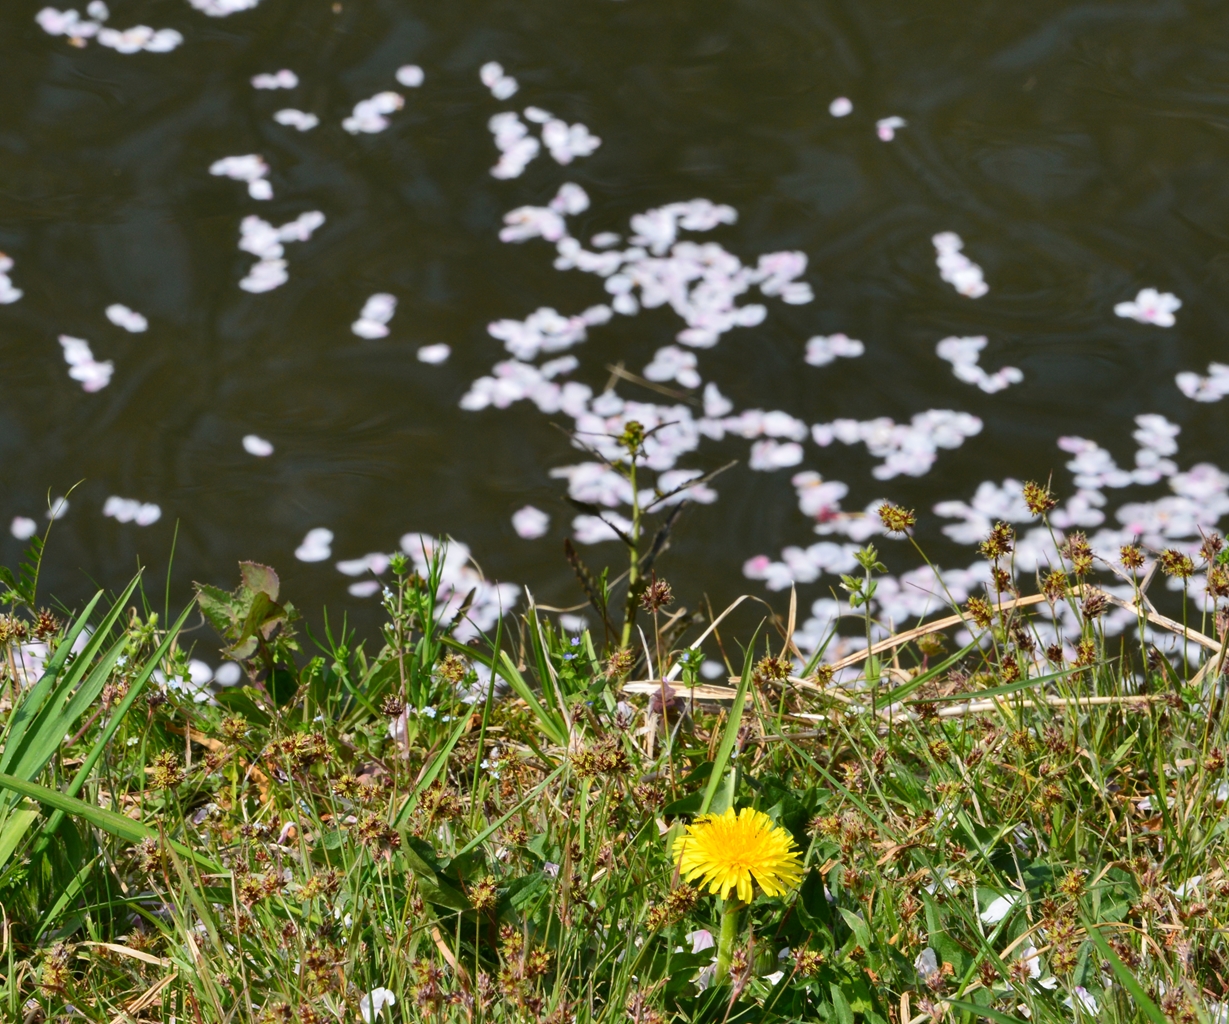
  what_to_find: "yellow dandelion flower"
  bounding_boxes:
[672,807,803,903]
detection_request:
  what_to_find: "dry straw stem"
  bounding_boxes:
[107,968,177,1024]
[626,582,1220,715]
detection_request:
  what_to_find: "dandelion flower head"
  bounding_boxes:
[672,806,803,902]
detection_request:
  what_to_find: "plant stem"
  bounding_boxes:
[620,459,641,651]
[715,897,743,980]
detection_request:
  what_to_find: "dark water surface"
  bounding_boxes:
[4,0,1229,643]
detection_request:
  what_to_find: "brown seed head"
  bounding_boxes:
[1080,591,1108,620]
[640,576,673,612]
[877,503,916,534]
[150,751,184,790]
[1160,548,1194,580]
[1042,569,1069,603]
[1120,543,1145,570]
[1022,481,1058,516]
[979,522,1015,561]
[966,596,993,629]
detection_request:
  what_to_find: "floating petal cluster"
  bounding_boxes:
[105,304,147,332]
[1115,287,1181,327]
[352,294,397,339]
[273,109,318,131]
[103,496,161,525]
[936,336,1022,393]
[294,528,333,563]
[37,4,183,52]
[0,254,22,305]
[188,0,263,15]
[672,807,803,902]
[237,211,325,293]
[251,69,297,89]
[343,91,404,135]
[876,116,906,141]
[480,61,519,100]
[59,336,113,392]
[1177,362,1229,403]
[512,506,550,539]
[210,154,272,201]
[933,232,988,298]
[805,333,863,366]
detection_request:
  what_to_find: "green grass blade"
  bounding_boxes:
[916,668,1077,704]
[699,631,759,816]
[0,772,222,873]
[944,998,1030,1024]
[1083,921,1168,1024]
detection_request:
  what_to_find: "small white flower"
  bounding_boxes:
[1064,986,1099,1014]
[829,96,853,117]
[360,987,396,1023]
[1114,287,1181,327]
[914,947,940,982]
[979,892,1019,925]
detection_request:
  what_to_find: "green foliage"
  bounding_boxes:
[3,514,1229,1024]
[195,561,301,696]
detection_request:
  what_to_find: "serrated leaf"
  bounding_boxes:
[239,561,280,600]
[195,583,242,636]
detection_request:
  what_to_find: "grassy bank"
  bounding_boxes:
[2,479,1229,1024]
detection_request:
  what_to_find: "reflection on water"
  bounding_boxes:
[4,0,1229,668]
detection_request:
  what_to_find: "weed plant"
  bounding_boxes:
[2,450,1229,1023]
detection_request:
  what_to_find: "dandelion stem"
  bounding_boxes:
[715,897,743,980]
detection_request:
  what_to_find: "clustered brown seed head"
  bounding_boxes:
[438,653,469,684]
[569,739,630,780]
[150,751,184,790]
[1022,481,1058,516]
[605,648,635,679]
[33,608,62,641]
[1042,569,1069,603]
[979,521,1015,561]
[999,654,1020,683]
[1081,591,1108,620]
[966,596,993,629]
[877,502,916,534]
[379,693,407,718]
[646,883,699,930]
[1200,532,1224,563]
[639,576,673,612]
[272,732,333,773]
[469,877,499,912]
[1208,565,1229,600]
[1062,533,1094,576]
[134,836,161,873]
[0,614,29,646]
[626,991,664,1024]
[1160,548,1195,580]
[39,942,73,996]
[1074,638,1097,668]
[354,812,400,852]
[794,948,825,978]
[753,654,791,683]
[1119,543,1145,570]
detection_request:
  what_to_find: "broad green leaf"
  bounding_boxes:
[239,561,279,600]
